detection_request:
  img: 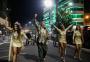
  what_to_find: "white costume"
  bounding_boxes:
[74,30,82,44]
[58,31,66,43]
[54,25,72,43]
[8,31,27,61]
[11,32,26,47]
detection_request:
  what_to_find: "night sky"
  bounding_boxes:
[84,0,90,13]
[8,0,90,26]
[8,0,43,25]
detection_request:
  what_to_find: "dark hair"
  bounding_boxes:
[14,24,21,40]
[61,24,65,31]
[40,22,46,29]
[76,26,81,32]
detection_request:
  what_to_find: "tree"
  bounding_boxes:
[56,7,72,28]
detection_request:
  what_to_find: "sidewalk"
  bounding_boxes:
[0,35,10,45]
[67,44,90,53]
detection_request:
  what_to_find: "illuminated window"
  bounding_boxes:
[70,7,83,11]
[70,14,84,18]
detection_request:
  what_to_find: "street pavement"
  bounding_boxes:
[0,35,10,44]
[0,41,90,62]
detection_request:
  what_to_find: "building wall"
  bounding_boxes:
[0,17,8,26]
[43,0,56,32]
[58,0,84,26]
[43,0,84,31]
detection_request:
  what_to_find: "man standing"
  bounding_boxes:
[26,31,32,45]
[34,19,48,62]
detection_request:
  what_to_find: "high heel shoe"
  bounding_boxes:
[74,56,78,59]
[78,57,82,61]
[61,57,65,62]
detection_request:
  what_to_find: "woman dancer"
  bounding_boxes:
[73,26,83,61]
[54,24,72,62]
[8,22,27,62]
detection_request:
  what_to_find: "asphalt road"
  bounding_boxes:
[0,41,90,62]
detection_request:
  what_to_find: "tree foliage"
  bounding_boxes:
[56,8,72,28]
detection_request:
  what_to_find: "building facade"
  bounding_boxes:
[57,0,84,26]
[43,0,84,31]
[43,0,56,32]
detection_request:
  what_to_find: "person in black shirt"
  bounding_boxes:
[26,31,32,45]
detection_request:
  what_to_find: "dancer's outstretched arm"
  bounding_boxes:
[53,25,61,33]
[34,20,40,31]
[65,25,72,31]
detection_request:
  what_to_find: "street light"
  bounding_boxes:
[85,15,90,19]
[44,0,53,8]
[29,21,31,24]
[0,30,2,35]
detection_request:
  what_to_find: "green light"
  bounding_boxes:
[70,14,83,18]
[44,0,53,8]
[43,0,56,32]
[68,2,73,6]
[72,21,83,25]
[70,7,83,11]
